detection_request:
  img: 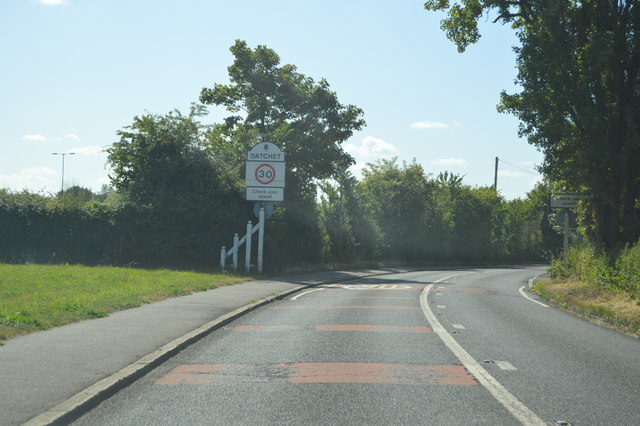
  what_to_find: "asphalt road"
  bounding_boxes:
[73,267,640,425]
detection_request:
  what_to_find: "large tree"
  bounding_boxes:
[200,40,365,267]
[199,40,365,196]
[425,1,640,249]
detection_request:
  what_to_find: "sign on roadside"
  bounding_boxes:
[245,162,285,188]
[245,142,285,202]
[550,194,581,209]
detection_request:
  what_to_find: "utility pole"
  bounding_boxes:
[493,156,499,192]
[52,152,75,193]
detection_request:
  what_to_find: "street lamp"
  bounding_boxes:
[52,152,75,193]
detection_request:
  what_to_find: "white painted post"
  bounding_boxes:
[232,233,239,270]
[257,206,265,273]
[245,221,252,272]
[220,246,226,269]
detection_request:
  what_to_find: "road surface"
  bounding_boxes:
[73,267,640,425]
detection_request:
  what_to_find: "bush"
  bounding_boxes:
[555,241,640,295]
[615,242,640,294]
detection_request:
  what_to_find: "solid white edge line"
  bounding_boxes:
[421,277,546,426]
[519,286,549,308]
[290,288,324,300]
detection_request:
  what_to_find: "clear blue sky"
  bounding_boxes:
[1,0,543,199]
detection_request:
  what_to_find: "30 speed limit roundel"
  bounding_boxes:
[255,163,276,184]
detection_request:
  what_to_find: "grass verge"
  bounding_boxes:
[533,278,640,338]
[0,263,255,342]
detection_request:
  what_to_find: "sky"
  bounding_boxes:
[1,0,543,200]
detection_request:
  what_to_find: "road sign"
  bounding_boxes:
[247,142,285,162]
[246,187,284,202]
[245,142,285,202]
[245,162,285,187]
[550,194,581,208]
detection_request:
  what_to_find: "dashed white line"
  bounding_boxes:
[437,305,446,309]
[519,286,549,308]
[452,324,466,330]
[421,275,545,426]
[495,361,518,371]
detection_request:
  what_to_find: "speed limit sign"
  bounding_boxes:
[246,162,285,187]
[255,164,276,184]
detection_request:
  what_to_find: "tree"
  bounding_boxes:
[359,158,435,261]
[106,105,245,267]
[425,1,640,249]
[319,170,380,262]
[199,40,366,268]
[199,40,366,195]
[58,185,95,203]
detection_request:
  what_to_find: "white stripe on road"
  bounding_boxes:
[452,324,466,330]
[421,275,545,426]
[290,288,324,300]
[519,286,549,308]
[496,361,518,371]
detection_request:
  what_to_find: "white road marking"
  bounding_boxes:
[452,324,466,329]
[519,286,549,308]
[338,284,412,290]
[435,293,443,296]
[495,361,518,371]
[437,305,447,309]
[421,276,545,426]
[290,288,324,300]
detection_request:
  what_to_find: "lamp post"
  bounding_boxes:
[52,152,75,193]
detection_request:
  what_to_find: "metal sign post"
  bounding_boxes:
[563,211,570,268]
[245,221,252,272]
[551,193,581,267]
[257,206,265,273]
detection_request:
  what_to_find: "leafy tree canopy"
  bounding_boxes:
[200,40,366,195]
[107,104,240,208]
[425,1,640,249]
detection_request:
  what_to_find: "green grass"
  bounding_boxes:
[534,278,640,337]
[0,264,255,341]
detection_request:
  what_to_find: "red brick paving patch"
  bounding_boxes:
[156,363,478,386]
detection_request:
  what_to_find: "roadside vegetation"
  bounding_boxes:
[534,243,640,337]
[5,2,640,341]
[423,2,640,337]
[0,41,562,273]
[0,264,253,341]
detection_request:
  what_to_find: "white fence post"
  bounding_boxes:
[220,246,226,269]
[232,233,239,270]
[245,221,252,272]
